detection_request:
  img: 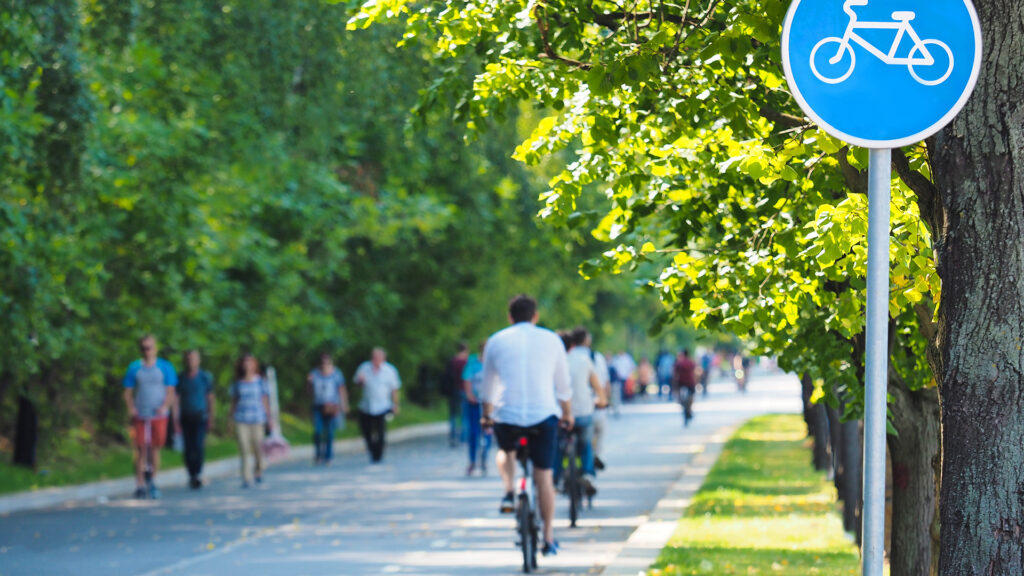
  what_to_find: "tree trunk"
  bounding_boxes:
[801,372,815,437]
[841,417,863,543]
[811,400,832,473]
[931,1,1024,572]
[888,381,941,576]
[826,404,844,490]
[13,395,39,468]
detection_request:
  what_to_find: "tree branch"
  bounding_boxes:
[836,146,868,196]
[759,105,808,130]
[893,147,943,235]
[535,6,592,70]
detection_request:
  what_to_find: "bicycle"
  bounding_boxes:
[560,428,585,528]
[810,0,954,86]
[514,436,540,573]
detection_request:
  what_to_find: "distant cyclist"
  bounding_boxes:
[673,349,698,426]
[123,334,178,499]
[480,295,573,556]
[555,327,606,495]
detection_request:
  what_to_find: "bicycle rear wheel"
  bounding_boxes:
[518,494,534,573]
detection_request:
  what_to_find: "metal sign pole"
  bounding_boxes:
[862,148,891,576]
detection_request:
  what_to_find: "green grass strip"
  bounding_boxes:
[0,402,447,496]
[649,414,860,575]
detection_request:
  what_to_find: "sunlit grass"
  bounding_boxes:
[648,414,861,575]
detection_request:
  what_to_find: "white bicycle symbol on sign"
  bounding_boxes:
[811,0,955,86]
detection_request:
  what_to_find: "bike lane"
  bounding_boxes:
[0,372,800,576]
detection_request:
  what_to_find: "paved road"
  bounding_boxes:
[0,371,800,576]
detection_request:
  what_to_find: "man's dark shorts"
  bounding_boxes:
[494,415,559,471]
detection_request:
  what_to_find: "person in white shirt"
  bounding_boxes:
[610,351,637,412]
[354,348,401,463]
[481,295,573,556]
[556,328,606,492]
[586,334,611,470]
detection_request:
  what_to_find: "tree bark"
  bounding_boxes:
[801,372,815,437]
[826,404,844,491]
[930,1,1024,572]
[888,380,941,576]
[840,417,863,543]
[811,401,833,473]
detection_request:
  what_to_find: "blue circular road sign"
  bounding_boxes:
[782,0,982,148]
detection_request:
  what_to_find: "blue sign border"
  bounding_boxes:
[782,0,983,149]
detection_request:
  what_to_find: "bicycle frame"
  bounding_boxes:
[837,11,935,66]
[517,450,535,503]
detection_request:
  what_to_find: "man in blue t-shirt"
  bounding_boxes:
[123,334,178,499]
[175,349,215,489]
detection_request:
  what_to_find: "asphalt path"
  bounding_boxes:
[0,371,800,576]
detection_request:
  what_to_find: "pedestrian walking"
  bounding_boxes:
[673,349,698,426]
[443,343,469,448]
[175,349,215,489]
[637,357,656,398]
[308,352,349,466]
[480,294,573,556]
[656,349,674,399]
[231,353,272,487]
[699,349,714,396]
[354,347,402,463]
[461,341,492,476]
[609,351,635,413]
[123,335,178,499]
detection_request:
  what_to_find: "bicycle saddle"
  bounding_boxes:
[891,11,916,21]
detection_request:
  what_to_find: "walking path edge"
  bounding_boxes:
[0,421,447,516]
[600,421,741,576]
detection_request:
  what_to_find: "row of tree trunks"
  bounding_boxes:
[799,370,943,575]
[802,374,834,474]
[799,374,863,543]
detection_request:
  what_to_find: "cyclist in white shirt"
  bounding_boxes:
[587,334,611,470]
[481,295,573,556]
[560,327,607,493]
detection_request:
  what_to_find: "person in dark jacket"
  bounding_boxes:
[443,343,469,447]
[175,349,215,489]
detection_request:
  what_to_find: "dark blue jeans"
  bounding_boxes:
[448,393,463,445]
[313,407,338,462]
[463,401,492,466]
[180,412,207,481]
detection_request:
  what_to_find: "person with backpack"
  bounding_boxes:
[175,350,215,489]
